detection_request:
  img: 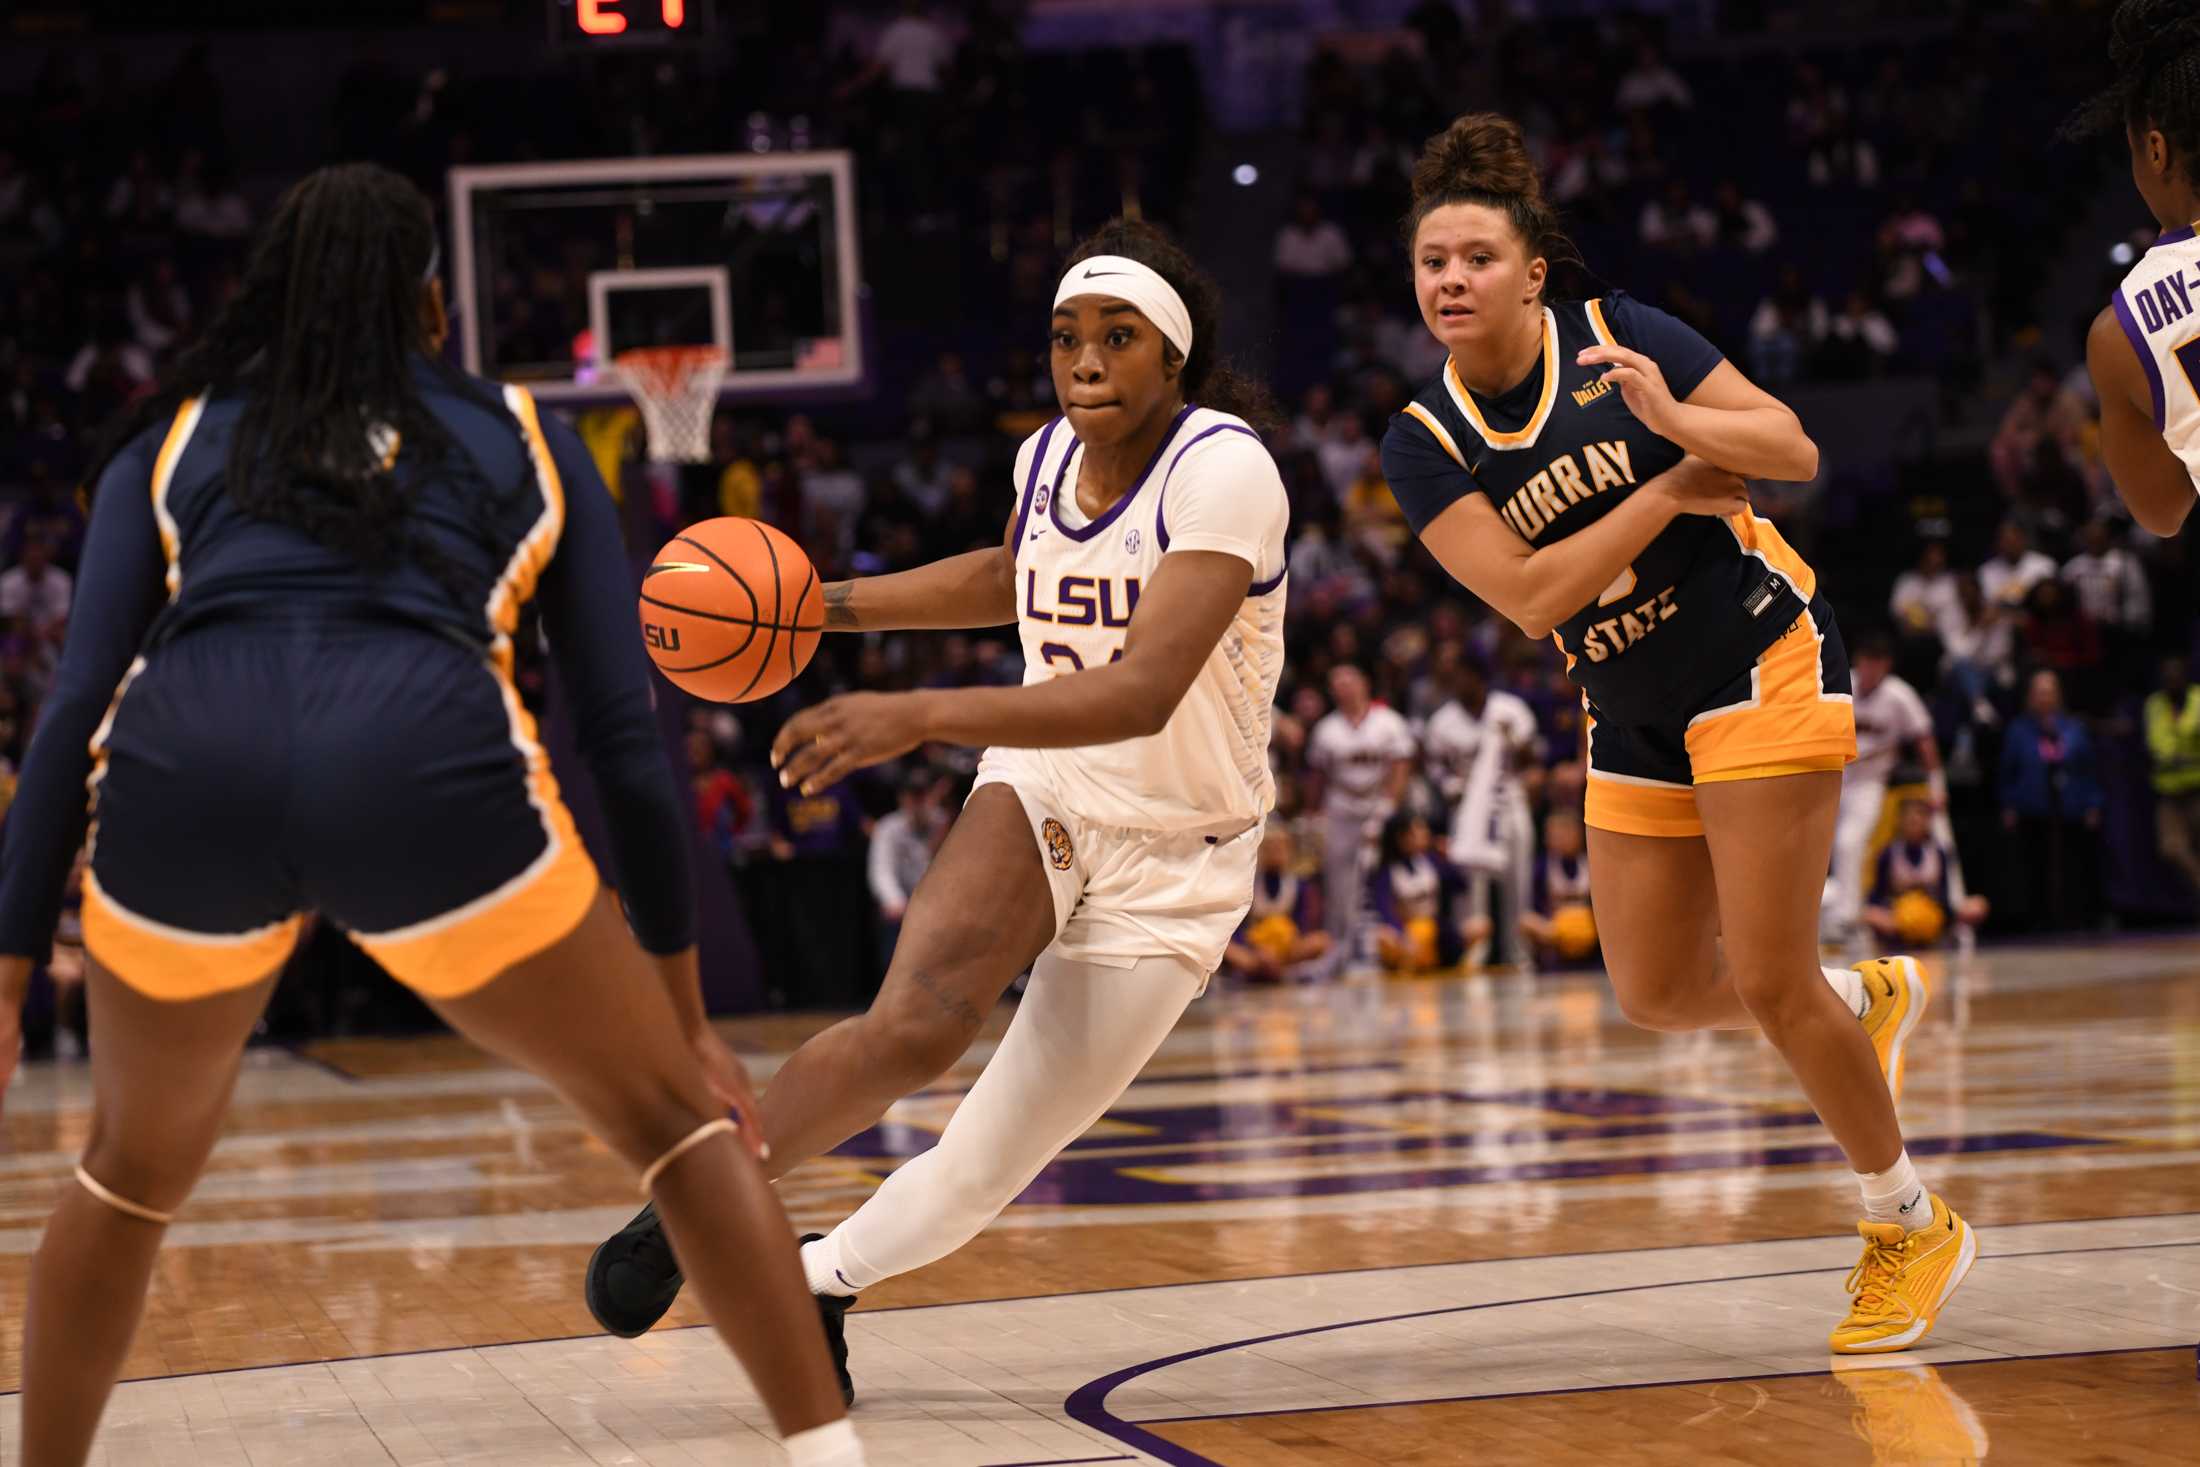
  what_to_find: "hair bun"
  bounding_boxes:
[1411,113,1543,208]
[2112,0,2200,70]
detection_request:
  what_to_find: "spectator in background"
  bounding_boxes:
[767,773,876,1009]
[127,259,192,356]
[1518,811,1597,967]
[908,351,989,436]
[1999,669,2104,932]
[1990,361,2087,499]
[0,533,72,695]
[1830,634,1941,943]
[1639,179,1715,253]
[2146,655,2200,900]
[1817,290,1899,378]
[799,436,867,568]
[924,463,996,559]
[1224,826,1333,983]
[1889,538,1960,646]
[1876,194,1946,301]
[686,727,753,866]
[892,433,953,517]
[1273,194,1353,280]
[1307,663,1416,946]
[1366,812,1476,973]
[1861,798,1989,946]
[1316,412,1373,503]
[867,769,945,963]
[1711,179,1779,254]
[2020,578,2102,708]
[1342,444,1408,562]
[174,155,251,239]
[1291,382,1339,453]
[712,416,764,520]
[2061,517,2151,638]
[1980,519,2058,612]
[1749,266,1828,385]
[1614,42,1693,114]
[1941,571,2014,719]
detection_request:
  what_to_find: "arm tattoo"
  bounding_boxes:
[909,968,983,1032]
[822,581,858,628]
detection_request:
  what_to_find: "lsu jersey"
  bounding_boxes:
[1422,688,1538,807]
[2110,224,2200,486]
[996,406,1289,833]
[1380,293,1819,726]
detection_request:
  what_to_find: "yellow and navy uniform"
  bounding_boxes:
[0,358,692,999]
[1381,295,1854,838]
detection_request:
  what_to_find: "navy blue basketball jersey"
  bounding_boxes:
[1380,294,1817,724]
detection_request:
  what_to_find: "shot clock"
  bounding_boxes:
[547,0,713,47]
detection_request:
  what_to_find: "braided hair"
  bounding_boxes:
[2063,0,2200,183]
[1062,217,1284,439]
[87,163,522,595]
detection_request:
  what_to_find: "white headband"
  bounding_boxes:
[1054,255,1194,360]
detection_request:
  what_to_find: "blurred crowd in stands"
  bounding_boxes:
[3,2,2197,1029]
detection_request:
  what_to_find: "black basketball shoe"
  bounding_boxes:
[584,1199,686,1338]
[801,1232,858,1407]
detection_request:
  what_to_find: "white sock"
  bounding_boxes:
[782,1417,865,1467]
[1823,963,1869,1019]
[1857,1150,1930,1232]
[802,1232,861,1298]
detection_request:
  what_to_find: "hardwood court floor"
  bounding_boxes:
[0,938,2195,1463]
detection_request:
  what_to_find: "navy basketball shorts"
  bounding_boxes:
[82,622,599,1001]
[1584,595,1858,839]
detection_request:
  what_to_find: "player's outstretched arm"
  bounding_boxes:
[1417,456,1747,639]
[772,549,1252,795]
[2088,306,2195,536]
[815,515,1019,632]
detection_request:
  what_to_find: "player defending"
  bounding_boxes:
[2078,0,2200,534]
[583,219,1290,1403]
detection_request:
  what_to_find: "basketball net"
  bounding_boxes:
[612,345,729,465]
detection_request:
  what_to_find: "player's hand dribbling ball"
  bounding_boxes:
[639,518,822,702]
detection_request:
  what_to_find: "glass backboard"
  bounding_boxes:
[448,152,862,403]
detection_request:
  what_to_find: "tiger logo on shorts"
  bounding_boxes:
[1040,817,1075,870]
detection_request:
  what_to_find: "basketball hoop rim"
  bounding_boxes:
[613,344,730,392]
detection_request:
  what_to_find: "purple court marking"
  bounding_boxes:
[979,1457,1133,1467]
[1059,1236,2200,1467]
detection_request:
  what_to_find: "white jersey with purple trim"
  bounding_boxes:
[982,406,1290,834]
[2111,226,2200,486]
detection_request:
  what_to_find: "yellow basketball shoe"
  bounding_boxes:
[1830,1192,1976,1354]
[1830,1358,1990,1465]
[1853,956,1930,1102]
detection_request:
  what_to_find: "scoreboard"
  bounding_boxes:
[546,0,713,47]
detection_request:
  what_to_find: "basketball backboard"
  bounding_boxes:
[447,152,863,404]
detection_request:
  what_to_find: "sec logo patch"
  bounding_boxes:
[1041,817,1075,871]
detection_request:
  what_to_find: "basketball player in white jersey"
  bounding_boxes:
[2078,0,2200,535]
[1421,655,1539,961]
[582,220,1289,1404]
[1828,634,1944,943]
[1306,665,1415,949]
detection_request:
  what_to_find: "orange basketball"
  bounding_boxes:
[638,518,822,703]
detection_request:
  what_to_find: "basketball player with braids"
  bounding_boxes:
[1380,115,1975,1352]
[0,165,861,1467]
[2076,0,2200,534]
[585,219,1290,1403]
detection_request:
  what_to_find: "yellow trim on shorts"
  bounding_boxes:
[1694,754,1852,785]
[83,872,304,1001]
